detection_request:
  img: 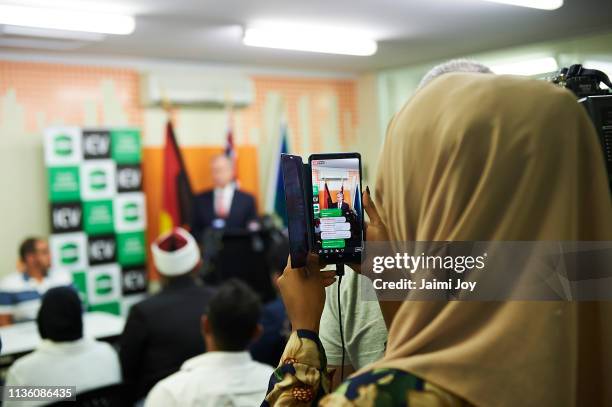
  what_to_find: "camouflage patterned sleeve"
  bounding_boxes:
[262,329,331,406]
[262,331,466,407]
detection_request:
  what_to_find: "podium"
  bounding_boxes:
[200,227,281,303]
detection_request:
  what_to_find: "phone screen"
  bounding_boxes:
[310,155,364,262]
[281,154,309,268]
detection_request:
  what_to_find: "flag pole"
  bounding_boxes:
[161,87,173,122]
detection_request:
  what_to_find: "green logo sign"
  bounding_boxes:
[83,200,114,235]
[95,274,113,295]
[123,202,139,222]
[60,242,79,265]
[89,169,107,190]
[54,134,72,156]
[117,232,146,266]
[111,129,142,164]
[47,167,80,202]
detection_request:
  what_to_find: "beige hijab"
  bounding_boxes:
[370,73,612,406]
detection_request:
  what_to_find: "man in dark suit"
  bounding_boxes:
[335,191,351,214]
[191,155,257,242]
[119,228,215,403]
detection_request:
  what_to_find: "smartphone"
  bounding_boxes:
[309,153,364,264]
[281,154,311,268]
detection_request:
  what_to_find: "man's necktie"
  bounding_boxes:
[216,192,227,218]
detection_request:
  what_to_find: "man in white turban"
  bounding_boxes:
[119,228,216,404]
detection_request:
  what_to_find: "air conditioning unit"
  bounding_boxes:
[140,70,255,107]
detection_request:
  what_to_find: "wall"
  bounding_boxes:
[0,61,141,276]
[0,59,362,277]
[376,30,612,138]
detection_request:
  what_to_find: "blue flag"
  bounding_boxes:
[273,126,289,226]
[353,182,362,221]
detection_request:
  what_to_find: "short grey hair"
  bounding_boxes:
[417,59,493,91]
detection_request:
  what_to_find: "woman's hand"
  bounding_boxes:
[364,186,389,242]
[348,186,389,275]
[277,254,336,333]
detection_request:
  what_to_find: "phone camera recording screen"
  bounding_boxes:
[311,158,363,257]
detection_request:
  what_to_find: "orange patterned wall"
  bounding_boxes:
[0,61,142,131]
[242,76,357,152]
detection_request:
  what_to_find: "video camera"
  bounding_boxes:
[552,64,612,193]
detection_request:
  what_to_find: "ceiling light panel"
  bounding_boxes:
[0,4,135,35]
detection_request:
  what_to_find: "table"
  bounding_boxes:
[0,312,125,357]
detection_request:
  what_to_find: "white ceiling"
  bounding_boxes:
[0,0,611,73]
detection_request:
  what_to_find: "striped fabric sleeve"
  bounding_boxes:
[0,290,40,316]
[0,291,15,315]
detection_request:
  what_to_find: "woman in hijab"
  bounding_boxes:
[262,73,612,406]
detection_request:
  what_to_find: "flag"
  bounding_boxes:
[324,181,333,209]
[160,120,193,234]
[353,183,362,218]
[268,124,289,226]
[274,129,289,226]
[224,114,238,182]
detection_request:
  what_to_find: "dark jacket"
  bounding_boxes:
[119,275,215,401]
[191,189,257,242]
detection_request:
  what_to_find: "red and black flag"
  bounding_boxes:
[324,181,333,209]
[160,120,193,234]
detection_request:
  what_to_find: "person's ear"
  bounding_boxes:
[251,323,263,342]
[190,259,203,276]
[24,253,36,268]
[201,315,211,336]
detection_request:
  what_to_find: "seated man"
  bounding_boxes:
[145,279,273,407]
[4,287,121,406]
[0,237,71,325]
[120,228,216,403]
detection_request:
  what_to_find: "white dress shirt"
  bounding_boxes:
[213,183,236,218]
[4,338,122,407]
[145,351,273,407]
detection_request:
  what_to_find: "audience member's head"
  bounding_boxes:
[211,154,234,188]
[202,279,262,352]
[37,286,82,342]
[19,237,50,276]
[151,227,201,282]
[417,58,492,91]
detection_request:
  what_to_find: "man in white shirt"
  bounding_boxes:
[0,237,72,325]
[145,280,273,407]
[4,287,121,406]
